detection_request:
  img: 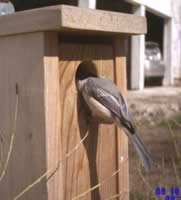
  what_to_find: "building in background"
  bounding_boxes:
[126,0,181,90]
[11,0,181,90]
[96,0,181,90]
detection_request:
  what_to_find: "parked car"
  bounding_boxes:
[144,42,165,84]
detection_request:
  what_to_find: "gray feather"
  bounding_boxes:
[114,119,154,171]
[83,77,154,171]
[86,78,128,120]
[130,133,153,172]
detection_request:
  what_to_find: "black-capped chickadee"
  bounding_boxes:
[76,71,153,172]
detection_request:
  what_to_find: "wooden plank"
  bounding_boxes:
[0,5,147,37]
[58,42,118,199]
[113,37,129,200]
[43,32,64,200]
[0,32,48,199]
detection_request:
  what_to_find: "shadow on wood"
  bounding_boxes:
[77,93,101,200]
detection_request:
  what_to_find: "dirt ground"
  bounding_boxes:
[128,87,181,200]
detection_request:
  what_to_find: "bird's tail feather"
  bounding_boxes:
[115,119,154,172]
[130,133,154,172]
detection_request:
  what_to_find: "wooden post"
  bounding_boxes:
[43,32,64,200]
[114,37,129,200]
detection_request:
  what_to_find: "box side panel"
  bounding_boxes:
[0,32,48,200]
[43,32,64,200]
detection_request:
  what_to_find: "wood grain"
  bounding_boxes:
[0,32,48,199]
[58,42,118,200]
[43,32,64,200]
[0,31,130,199]
[0,5,147,37]
[113,37,129,200]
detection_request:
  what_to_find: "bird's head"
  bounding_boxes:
[75,62,97,91]
[76,71,95,92]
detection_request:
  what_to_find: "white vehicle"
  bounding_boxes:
[144,42,165,80]
[0,1,15,15]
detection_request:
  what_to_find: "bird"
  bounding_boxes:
[76,70,154,172]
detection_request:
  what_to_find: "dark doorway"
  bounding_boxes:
[146,11,164,53]
[145,11,164,87]
[11,0,77,11]
[97,0,132,14]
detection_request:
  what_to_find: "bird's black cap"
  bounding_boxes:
[76,61,97,80]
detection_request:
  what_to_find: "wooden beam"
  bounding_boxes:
[43,32,64,200]
[0,5,147,37]
[0,32,47,200]
[113,37,129,200]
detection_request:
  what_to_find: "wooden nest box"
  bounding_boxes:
[0,5,146,200]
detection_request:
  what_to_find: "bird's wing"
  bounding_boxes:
[86,79,128,121]
[85,78,136,133]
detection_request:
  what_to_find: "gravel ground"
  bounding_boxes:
[127,87,181,200]
[127,86,181,126]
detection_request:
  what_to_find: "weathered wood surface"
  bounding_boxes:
[114,37,129,200]
[58,42,118,199]
[43,32,64,200]
[0,32,47,199]
[0,5,146,37]
[0,32,129,199]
